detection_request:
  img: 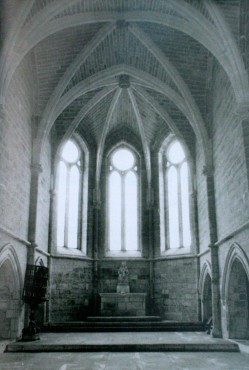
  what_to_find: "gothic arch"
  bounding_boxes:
[199,261,212,297]
[0,244,23,339]
[221,242,249,304]
[2,4,248,105]
[222,243,249,339]
[0,243,23,293]
[199,262,212,322]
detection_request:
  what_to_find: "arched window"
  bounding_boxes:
[107,146,139,253]
[162,139,192,251]
[56,139,83,249]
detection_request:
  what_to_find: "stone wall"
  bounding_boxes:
[212,64,249,240]
[49,257,93,322]
[0,52,34,338]
[207,56,249,337]
[0,59,33,241]
[154,257,198,321]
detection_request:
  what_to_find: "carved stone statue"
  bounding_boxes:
[117,262,130,293]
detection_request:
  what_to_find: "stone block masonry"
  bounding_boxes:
[100,293,146,316]
[49,258,93,322]
[154,257,198,321]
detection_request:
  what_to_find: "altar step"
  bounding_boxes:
[87,316,161,322]
[43,317,205,332]
[5,332,240,353]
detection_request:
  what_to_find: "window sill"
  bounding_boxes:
[56,246,87,257]
[160,247,191,257]
[105,250,142,258]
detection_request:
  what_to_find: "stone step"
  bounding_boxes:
[43,321,205,332]
[86,316,161,322]
[6,342,239,353]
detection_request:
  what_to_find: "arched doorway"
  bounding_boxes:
[0,245,22,339]
[202,273,212,323]
[227,259,249,339]
[0,260,20,339]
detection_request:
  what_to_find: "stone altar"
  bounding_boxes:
[100,262,146,316]
[99,292,147,316]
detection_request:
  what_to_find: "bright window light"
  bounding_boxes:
[108,146,138,252]
[68,165,80,248]
[109,171,122,251]
[112,148,135,171]
[167,140,185,164]
[167,166,180,248]
[124,171,138,250]
[165,139,191,250]
[57,162,67,247]
[56,139,81,249]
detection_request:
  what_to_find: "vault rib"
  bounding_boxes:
[37,22,116,149]
[57,85,118,160]
[204,0,249,103]
[128,88,151,187]
[131,85,183,143]
[96,88,122,188]
[129,24,209,159]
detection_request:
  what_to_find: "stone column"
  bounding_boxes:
[28,160,43,265]
[92,190,101,315]
[208,243,221,337]
[203,163,222,337]
[147,188,155,315]
[237,105,249,191]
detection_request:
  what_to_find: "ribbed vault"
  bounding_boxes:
[1,0,248,185]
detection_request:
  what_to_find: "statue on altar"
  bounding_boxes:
[117,262,130,293]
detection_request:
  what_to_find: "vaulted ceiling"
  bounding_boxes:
[1,0,248,182]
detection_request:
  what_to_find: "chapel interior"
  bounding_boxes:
[0,0,249,345]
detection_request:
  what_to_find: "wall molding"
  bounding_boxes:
[35,247,50,257]
[197,249,210,258]
[0,224,31,246]
[215,220,249,247]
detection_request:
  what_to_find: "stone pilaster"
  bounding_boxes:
[147,187,155,315]
[235,104,249,192]
[209,243,222,337]
[203,162,222,337]
[92,191,101,315]
[28,161,43,265]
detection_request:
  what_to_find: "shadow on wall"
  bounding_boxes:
[202,273,212,323]
[227,258,249,339]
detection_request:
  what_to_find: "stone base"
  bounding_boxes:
[117,283,130,294]
[100,293,146,316]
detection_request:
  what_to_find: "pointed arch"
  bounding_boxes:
[199,261,212,323]
[0,244,23,339]
[2,6,248,105]
[199,261,212,297]
[35,64,209,167]
[52,135,89,253]
[222,242,249,304]
[106,142,141,255]
[0,243,23,294]
[223,243,249,339]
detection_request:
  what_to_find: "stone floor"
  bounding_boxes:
[1,333,249,369]
[1,350,249,369]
